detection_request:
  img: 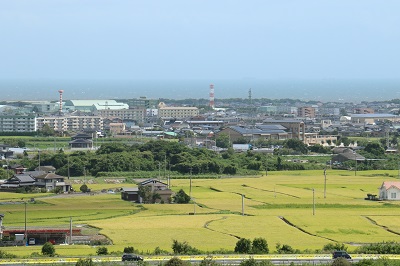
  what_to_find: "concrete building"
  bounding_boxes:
[36,116,103,132]
[354,108,374,114]
[298,107,316,118]
[158,103,199,119]
[94,108,145,123]
[0,114,37,132]
[64,100,128,113]
[350,114,400,124]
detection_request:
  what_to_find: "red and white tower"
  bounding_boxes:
[58,90,64,114]
[209,84,215,109]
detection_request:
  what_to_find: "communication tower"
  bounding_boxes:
[58,90,64,115]
[209,84,215,109]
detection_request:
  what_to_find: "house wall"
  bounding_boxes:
[386,187,400,200]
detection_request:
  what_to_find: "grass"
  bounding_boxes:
[3,169,400,256]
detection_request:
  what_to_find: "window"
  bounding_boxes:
[391,192,397,199]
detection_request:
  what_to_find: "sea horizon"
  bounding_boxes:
[1,78,399,103]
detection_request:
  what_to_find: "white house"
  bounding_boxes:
[379,181,400,200]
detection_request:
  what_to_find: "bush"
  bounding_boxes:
[76,258,94,266]
[239,258,273,266]
[332,257,351,266]
[235,238,252,254]
[252,237,269,254]
[171,239,201,255]
[124,246,134,253]
[96,246,108,255]
[80,184,89,193]
[0,250,17,259]
[164,257,190,266]
[323,243,347,252]
[41,242,55,257]
[276,243,297,254]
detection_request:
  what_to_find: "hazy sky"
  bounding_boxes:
[1,1,399,80]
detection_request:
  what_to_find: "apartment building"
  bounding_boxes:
[0,115,37,132]
[158,104,199,119]
[37,116,103,132]
[298,107,316,118]
[95,108,145,123]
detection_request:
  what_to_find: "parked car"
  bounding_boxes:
[332,250,351,259]
[122,254,143,261]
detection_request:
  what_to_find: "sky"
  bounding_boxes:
[1,1,400,81]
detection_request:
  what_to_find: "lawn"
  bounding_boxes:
[2,170,400,256]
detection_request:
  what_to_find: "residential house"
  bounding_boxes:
[34,172,70,192]
[0,174,36,189]
[121,179,174,203]
[379,181,400,200]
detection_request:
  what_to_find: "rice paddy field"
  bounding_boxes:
[2,169,400,256]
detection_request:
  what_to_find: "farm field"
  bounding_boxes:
[2,169,400,256]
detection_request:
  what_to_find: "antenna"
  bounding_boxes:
[248,88,252,105]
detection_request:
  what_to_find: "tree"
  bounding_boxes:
[173,189,191,204]
[234,238,252,253]
[138,185,152,203]
[252,237,269,254]
[40,124,55,136]
[216,133,230,148]
[42,242,55,257]
[364,143,385,157]
[124,246,134,253]
[96,246,108,255]
[283,139,308,154]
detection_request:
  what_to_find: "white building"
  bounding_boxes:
[37,116,103,132]
[0,114,37,132]
[379,181,400,200]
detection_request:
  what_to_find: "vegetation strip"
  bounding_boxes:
[278,216,338,243]
[242,184,301,199]
[204,216,241,239]
[363,216,400,236]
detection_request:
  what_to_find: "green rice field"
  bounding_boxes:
[2,169,400,256]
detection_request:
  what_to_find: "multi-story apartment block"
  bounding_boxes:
[37,116,103,132]
[94,108,145,123]
[158,103,199,119]
[277,106,298,115]
[298,107,316,118]
[0,115,37,132]
[354,108,374,114]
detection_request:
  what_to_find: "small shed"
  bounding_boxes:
[121,187,139,202]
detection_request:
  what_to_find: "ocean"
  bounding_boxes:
[0,78,399,103]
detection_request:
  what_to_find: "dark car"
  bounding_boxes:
[122,254,144,261]
[332,250,351,259]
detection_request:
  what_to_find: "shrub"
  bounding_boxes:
[164,257,189,266]
[199,256,219,266]
[252,237,269,254]
[75,258,94,266]
[96,246,108,255]
[80,184,89,193]
[332,257,351,266]
[0,250,17,259]
[124,246,134,253]
[171,239,201,255]
[323,243,348,252]
[41,242,55,257]
[239,258,273,266]
[235,238,252,254]
[276,243,297,254]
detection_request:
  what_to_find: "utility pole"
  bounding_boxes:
[69,217,72,245]
[67,155,70,180]
[312,188,315,216]
[241,194,245,216]
[24,201,27,245]
[189,167,192,197]
[324,168,327,199]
